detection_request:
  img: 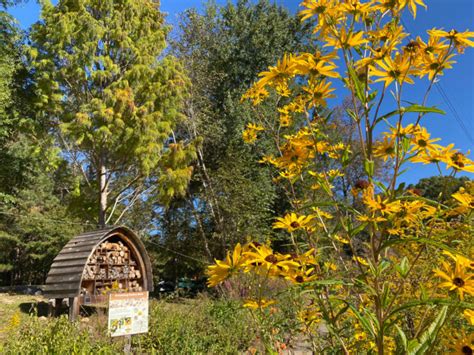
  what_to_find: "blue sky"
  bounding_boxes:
[8,0,474,185]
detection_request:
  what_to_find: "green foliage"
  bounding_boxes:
[152,0,311,276]
[134,299,254,353]
[0,11,81,285]
[1,299,255,354]
[29,0,192,226]
[1,315,121,354]
[408,175,471,203]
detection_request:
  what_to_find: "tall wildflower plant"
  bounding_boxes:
[207,0,474,353]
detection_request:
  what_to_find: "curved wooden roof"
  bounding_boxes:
[44,226,153,299]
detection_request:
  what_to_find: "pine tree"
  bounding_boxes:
[0,9,81,285]
[29,0,192,227]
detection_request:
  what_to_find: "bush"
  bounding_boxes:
[1,315,120,354]
[133,298,255,353]
[0,298,256,354]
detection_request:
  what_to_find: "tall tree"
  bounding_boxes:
[157,0,311,266]
[29,0,192,227]
[0,8,81,285]
[408,176,471,203]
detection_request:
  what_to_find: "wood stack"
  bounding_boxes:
[81,240,143,294]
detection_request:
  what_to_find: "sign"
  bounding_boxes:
[108,291,149,337]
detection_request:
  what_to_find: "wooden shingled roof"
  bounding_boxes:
[44,226,153,299]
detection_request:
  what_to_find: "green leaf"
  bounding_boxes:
[342,302,376,337]
[374,181,388,194]
[408,306,448,355]
[347,65,366,104]
[346,108,358,122]
[404,105,445,115]
[381,237,469,259]
[375,105,445,124]
[301,279,353,288]
[395,325,409,352]
[395,256,410,278]
[387,299,473,319]
[348,221,368,238]
[364,159,374,177]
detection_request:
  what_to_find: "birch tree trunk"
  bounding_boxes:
[98,163,108,228]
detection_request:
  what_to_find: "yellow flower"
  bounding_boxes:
[273,213,314,232]
[299,0,335,21]
[324,261,337,271]
[410,126,441,152]
[353,256,369,266]
[303,79,336,107]
[311,207,333,219]
[433,259,474,300]
[333,234,349,244]
[401,0,426,19]
[292,248,319,266]
[325,28,368,49]
[207,243,247,287]
[373,136,396,161]
[276,144,313,171]
[445,150,474,173]
[418,52,456,81]
[366,24,407,57]
[244,243,298,273]
[419,32,449,56]
[357,214,387,223]
[259,155,278,166]
[370,53,417,86]
[242,84,269,106]
[294,54,340,78]
[364,194,402,216]
[447,332,474,355]
[284,267,318,284]
[7,312,21,330]
[242,123,264,144]
[428,28,474,50]
[278,107,292,127]
[452,190,474,211]
[299,0,341,35]
[442,251,474,271]
[257,53,296,88]
[243,298,276,310]
[339,0,374,21]
[464,309,474,325]
[409,145,447,165]
[298,306,321,328]
[354,331,367,341]
[373,0,404,13]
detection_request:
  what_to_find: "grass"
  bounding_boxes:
[0,293,256,354]
[0,293,45,340]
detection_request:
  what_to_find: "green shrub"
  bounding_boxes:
[1,315,120,354]
[0,298,256,354]
[133,298,255,354]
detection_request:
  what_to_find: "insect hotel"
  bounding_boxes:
[44,226,153,320]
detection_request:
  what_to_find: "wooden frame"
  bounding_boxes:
[44,226,153,320]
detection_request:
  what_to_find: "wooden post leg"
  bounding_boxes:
[54,298,63,317]
[48,300,53,317]
[68,297,79,321]
[124,335,132,354]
